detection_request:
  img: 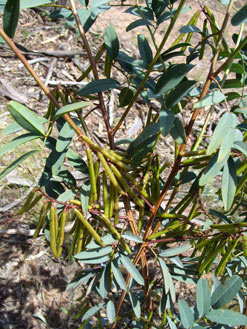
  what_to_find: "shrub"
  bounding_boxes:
[1,0,247,328]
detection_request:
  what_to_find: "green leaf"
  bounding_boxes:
[20,0,52,9]
[126,18,153,32]
[160,244,191,257]
[75,246,112,260]
[112,259,127,291]
[231,5,247,26]
[222,79,243,88]
[211,275,242,309]
[56,121,75,152]
[207,112,238,155]
[158,258,173,294]
[234,141,247,156]
[99,263,111,298]
[119,253,144,285]
[199,151,229,186]
[218,128,242,162]
[127,123,160,157]
[159,109,174,137]
[0,150,38,179]
[104,25,119,59]
[221,157,237,211]
[129,292,141,319]
[81,303,105,323]
[53,101,91,120]
[166,80,197,108]
[81,179,91,217]
[194,91,226,109]
[7,101,45,136]
[119,87,134,107]
[0,133,41,157]
[206,309,247,326]
[155,64,190,95]
[131,134,157,167]
[106,300,115,324]
[196,279,211,316]
[178,299,194,329]
[78,79,119,96]
[121,231,143,243]
[3,0,19,38]
[125,6,154,20]
[3,117,48,135]
[67,149,89,175]
[180,25,201,33]
[137,34,153,66]
[170,116,186,144]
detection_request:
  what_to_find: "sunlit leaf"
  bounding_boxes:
[53,101,91,120]
[178,299,194,329]
[194,91,226,109]
[0,133,41,157]
[99,263,111,298]
[126,18,153,32]
[221,157,237,211]
[7,101,45,136]
[160,244,191,257]
[206,309,247,326]
[106,300,115,324]
[56,121,75,152]
[78,79,120,96]
[0,150,38,179]
[81,179,90,217]
[218,128,242,162]
[81,303,104,322]
[211,275,242,309]
[120,253,144,285]
[104,24,119,59]
[112,259,127,291]
[129,292,141,319]
[155,64,190,95]
[196,279,211,316]
[180,25,201,33]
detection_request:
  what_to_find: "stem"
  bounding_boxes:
[69,0,114,149]
[113,0,187,135]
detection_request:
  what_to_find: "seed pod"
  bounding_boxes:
[215,238,239,276]
[86,147,97,203]
[17,188,37,215]
[57,210,68,258]
[50,205,58,258]
[242,234,247,257]
[69,218,81,256]
[74,209,105,247]
[103,172,109,217]
[75,222,83,254]
[33,201,51,238]
[113,188,119,226]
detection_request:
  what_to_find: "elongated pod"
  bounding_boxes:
[50,205,58,258]
[57,210,68,258]
[17,188,37,215]
[33,201,51,238]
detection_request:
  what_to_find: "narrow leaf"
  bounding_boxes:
[104,25,119,59]
[3,0,19,38]
[196,279,211,316]
[155,64,189,95]
[0,150,38,179]
[137,34,153,66]
[207,113,238,155]
[160,244,191,257]
[78,79,119,96]
[126,18,153,32]
[199,151,229,186]
[180,25,201,33]
[81,303,104,322]
[218,128,242,162]
[121,231,143,243]
[81,179,91,217]
[194,91,226,109]
[0,133,41,157]
[178,299,194,329]
[56,121,75,152]
[211,275,242,309]
[158,257,172,294]
[231,5,247,26]
[234,141,247,156]
[119,253,144,285]
[75,246,112,260]
[129,292,141,319]
[166,80,197,108]
[221,157,237,211]
[206,309,247,326]
[53,101,91,120]
[99,263,111,298]
[170,116,186,144]
[7,101,45,136]
[159,108,174,137]
[106,300,115,324]
[112,259,127,291]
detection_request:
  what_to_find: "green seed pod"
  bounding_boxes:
[242,234,247,257]
[17,188,37,215]
[50,205,58,258]
[57,210,68,258]
[33,201,51,238]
